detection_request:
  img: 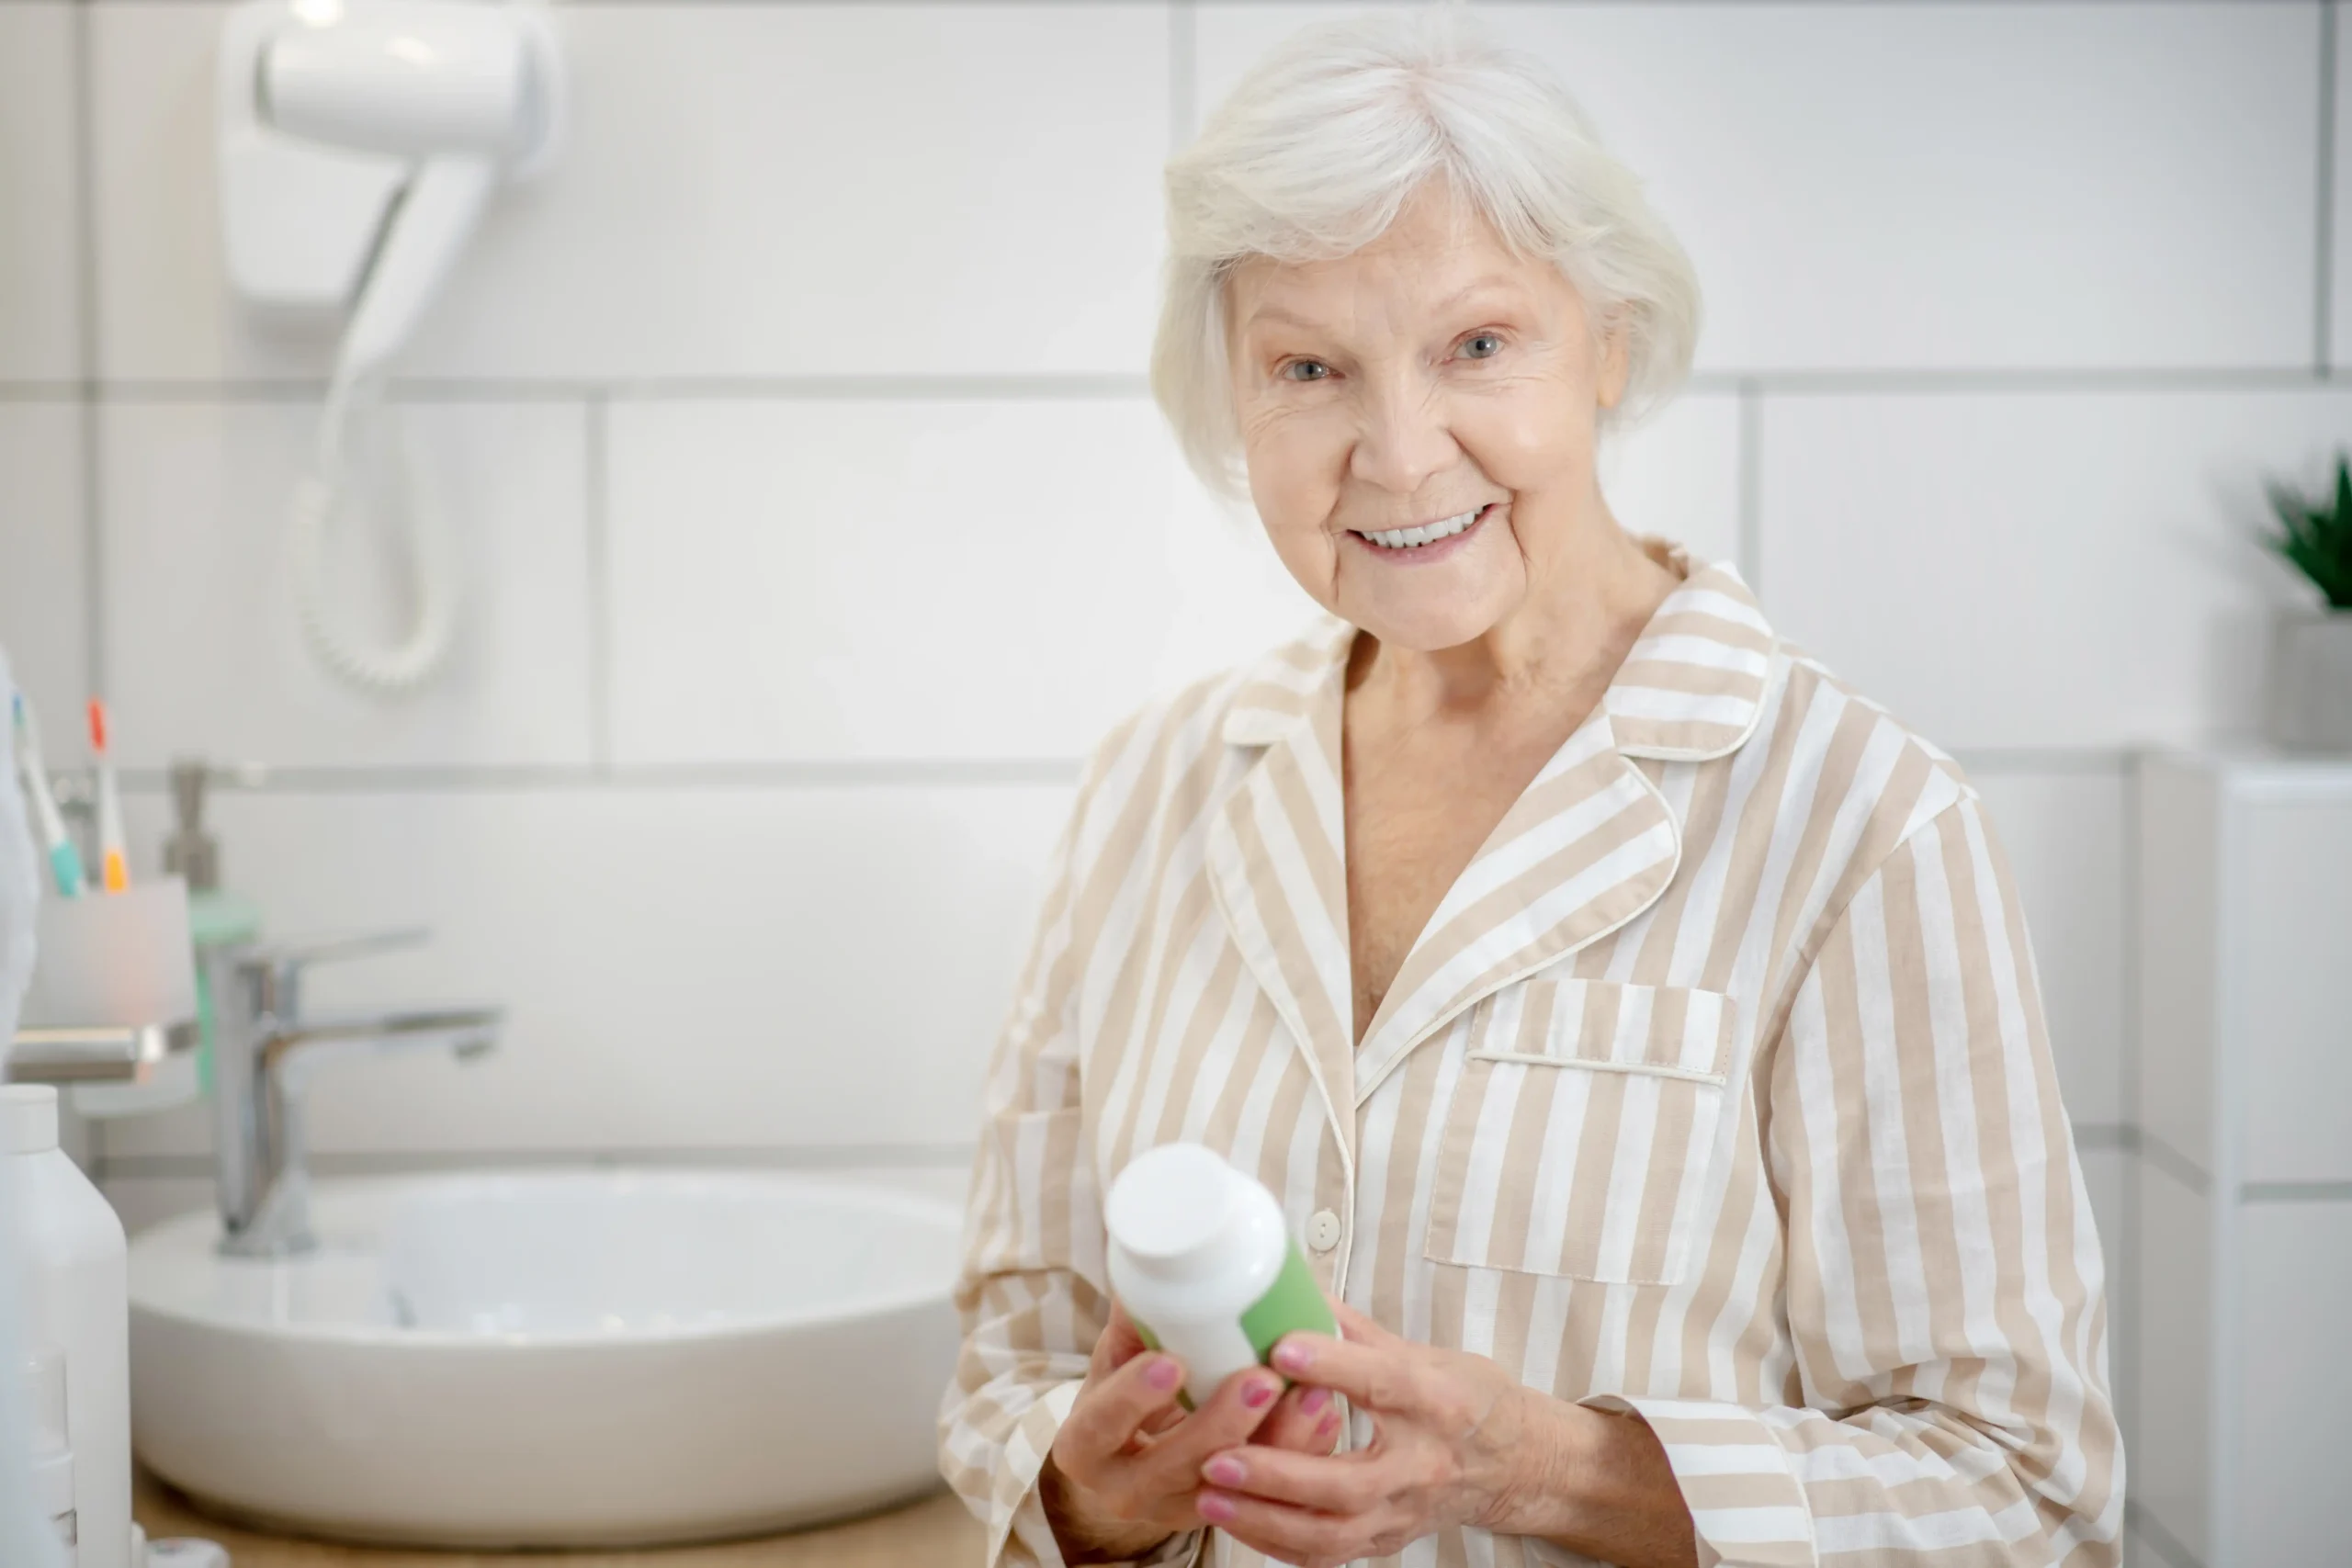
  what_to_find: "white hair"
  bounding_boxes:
[1150,2,1702,502]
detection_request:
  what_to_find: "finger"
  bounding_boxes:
[1270,1325,1423,1415]
[1198,1440,1382,1514]
[1123,1363,1285,1489]
[1196,1487,1366,1565]
[1091,1300,1150,1378]
[1249,1381,1341,1454]
[1059,1351,1188,1472]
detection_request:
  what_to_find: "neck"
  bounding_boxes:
[1351,519,1683,720]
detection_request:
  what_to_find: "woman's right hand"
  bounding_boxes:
[1040,1300,1346,1564]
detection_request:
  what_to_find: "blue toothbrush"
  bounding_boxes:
[12,693,85,897]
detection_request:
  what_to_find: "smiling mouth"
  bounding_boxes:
[1351,502,1496,551]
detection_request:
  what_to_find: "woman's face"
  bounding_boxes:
[1224,179,1630,652]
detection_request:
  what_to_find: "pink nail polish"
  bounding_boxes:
[1204,1455,1246,1486]
[1199,1492,1236,1523]
[1273,1342,1311,1373]
[1299,1386,1329,1416]
[1242,1377,1276,1410]
[1147,1357,1182,1391]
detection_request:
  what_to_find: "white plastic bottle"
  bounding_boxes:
[1103,1143,1337,1411]
[3,1084,131,1568]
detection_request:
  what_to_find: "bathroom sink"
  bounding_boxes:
[125,1169,966,1548]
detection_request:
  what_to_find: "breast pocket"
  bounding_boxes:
[1422,978,1738,1287]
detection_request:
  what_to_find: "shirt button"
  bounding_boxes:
[1306,1209,1342,1252]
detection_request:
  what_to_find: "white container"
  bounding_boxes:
[19,1348,74,1549]
[1103,1143,1336,1411]
[3,1085,130,1568]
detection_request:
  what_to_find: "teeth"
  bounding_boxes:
[1359,505,1485,550]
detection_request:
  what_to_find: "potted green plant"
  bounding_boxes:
[2262,449,2352,750]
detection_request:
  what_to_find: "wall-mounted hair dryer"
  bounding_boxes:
[218,0,564,694]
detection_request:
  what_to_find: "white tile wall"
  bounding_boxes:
[2234,1198,2352,1566]
[98,398,595,770]
[1759,390,2352,753]
[2240,793,2352,1185]
[1196,3,2322,374]
[0,2,79,382]
[1969,769,2130,1129]
[100,782,1073,1159]
[606,398,1316,763]
[0,404,88,742]
[92,2,1175,381]
[1596,391,1742,573]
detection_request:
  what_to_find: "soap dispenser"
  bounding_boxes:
[3,1083,130,1568]
[161,757,265,1087]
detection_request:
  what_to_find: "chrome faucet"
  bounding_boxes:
[207,929,502,1258]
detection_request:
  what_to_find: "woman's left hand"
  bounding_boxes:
[1194,1299,1553,1567]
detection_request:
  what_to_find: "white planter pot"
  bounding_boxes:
[2264,606,2352,750]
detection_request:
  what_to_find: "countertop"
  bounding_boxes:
[133,1466,983,1567]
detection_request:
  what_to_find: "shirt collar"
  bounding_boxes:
[1218,535,1779,761]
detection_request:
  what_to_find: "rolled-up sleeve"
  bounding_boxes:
[936,740,1205,1568]
[1583,793,2122,1566]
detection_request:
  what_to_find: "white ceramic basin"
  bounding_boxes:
[126,1169,965,1548]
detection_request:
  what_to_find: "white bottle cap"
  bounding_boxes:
[1104,1143,1245,1282]
[0,1084,60,1155]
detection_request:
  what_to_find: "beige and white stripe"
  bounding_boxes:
[938,536,2122,1568]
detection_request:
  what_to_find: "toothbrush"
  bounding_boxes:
[86,697,130,893]
[10,694,85,897]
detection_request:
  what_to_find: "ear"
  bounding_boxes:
[1596,305,1633,411]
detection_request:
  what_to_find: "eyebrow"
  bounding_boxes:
[1241,275,1529,335]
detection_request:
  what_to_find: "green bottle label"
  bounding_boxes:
[1129,1236,1337,1413]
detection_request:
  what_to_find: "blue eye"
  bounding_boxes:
[1283,360,1329,382]
[1462,333,1502,359]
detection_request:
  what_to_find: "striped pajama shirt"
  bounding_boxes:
[938,536,2122,1568]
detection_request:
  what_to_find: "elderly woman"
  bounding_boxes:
[938,10,2120,1568]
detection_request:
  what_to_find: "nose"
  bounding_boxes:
[1348,372,1460,503]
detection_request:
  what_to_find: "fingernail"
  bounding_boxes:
[1147,1357,1182,1391]
[1198,1492,1236,1524]
[1299,1386,1329,1416]
[1204,1455,1246,1486]
[1242,1376,1277,1409]
[1273,1341,1311,1373]
[1317,1408,1338,1435]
